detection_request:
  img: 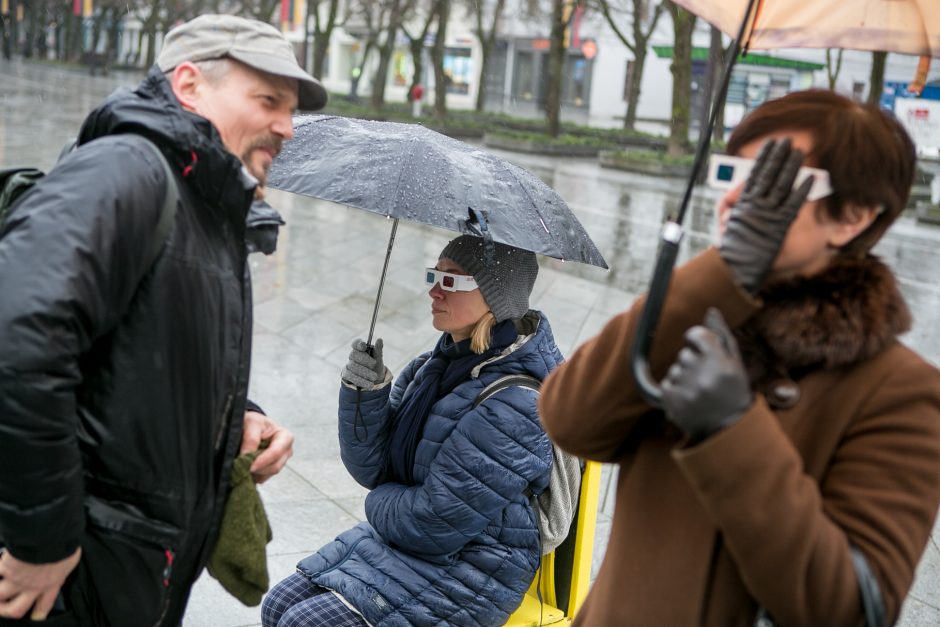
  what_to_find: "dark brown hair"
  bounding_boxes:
[726,89,916,255]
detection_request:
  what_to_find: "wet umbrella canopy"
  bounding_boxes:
[267,115,607,269]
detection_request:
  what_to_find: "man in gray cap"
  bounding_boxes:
[0,14,323,626]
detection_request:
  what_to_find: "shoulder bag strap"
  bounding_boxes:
[472,374,542,409]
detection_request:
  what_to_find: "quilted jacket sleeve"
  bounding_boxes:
[0,136,173,563]
[364,386,550,560]
[337,354,428,489]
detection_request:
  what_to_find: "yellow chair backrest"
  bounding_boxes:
[503,460,602,626]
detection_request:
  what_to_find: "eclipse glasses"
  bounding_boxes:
[706,154,833,202]
[425,268,478,292]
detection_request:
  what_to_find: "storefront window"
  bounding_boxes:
[513,51,536,101]
[443,48,472,94]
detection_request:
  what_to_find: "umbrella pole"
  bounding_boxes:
[631,0,760,407]
[367,218,399,349]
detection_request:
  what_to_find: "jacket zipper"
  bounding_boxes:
[152,548,175,627]
[215,393,234,452]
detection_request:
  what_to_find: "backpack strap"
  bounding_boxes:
[136,139,179,269]
[472,374,542,409]
[51,137,177,269]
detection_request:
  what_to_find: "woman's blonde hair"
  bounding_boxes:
[470,312,498,354]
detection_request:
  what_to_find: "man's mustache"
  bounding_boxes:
[244,136,283,159]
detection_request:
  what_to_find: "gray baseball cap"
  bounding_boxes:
[157,14,327,111]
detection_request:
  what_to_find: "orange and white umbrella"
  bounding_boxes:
[674,0,940,57]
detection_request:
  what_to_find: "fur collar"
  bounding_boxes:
[737,254,911,388]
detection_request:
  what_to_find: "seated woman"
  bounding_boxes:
[539,90,940,626]
[263,236,564,627]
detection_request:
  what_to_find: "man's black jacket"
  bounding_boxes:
[0,67,258,626]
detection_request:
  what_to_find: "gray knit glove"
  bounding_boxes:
[342,339,385,388]
[719,138,814,294]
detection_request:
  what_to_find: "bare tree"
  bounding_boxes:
[469,0,507,112]
[370,0,411,110]
[592,0,663,130]
[665,0,695,156]
[345,0,388,99]
[402,0,440,103]
[430,0,450,118]
[304,0,343,78]
[825,48,844,90]
[545,0,566,137]
[867,50,887,106]
[345,0,411,109]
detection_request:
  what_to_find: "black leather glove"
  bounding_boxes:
[719,138,815,294]
[661,308,752,442]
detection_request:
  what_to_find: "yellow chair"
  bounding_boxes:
[504,460,602,626]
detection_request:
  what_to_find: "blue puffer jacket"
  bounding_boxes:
[297,311,563,626]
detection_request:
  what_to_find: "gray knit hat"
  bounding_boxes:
[439,236,538,322]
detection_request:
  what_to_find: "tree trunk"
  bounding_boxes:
[1,16,9,61]
[623,46,647,130]
[697,24,723,141]
[144,25,158,69]
[667,2,695,157]
[431,0,450,119]
[107,8,123,63]
[825,48,844,91]
[350,39,373,100]
[473,0,506,113]
[371,0,403,110]
[312,33,330,78]
[545,0,566,137]
[409,35,425,102]
[311,0,341,79]
[67,10,83,61]
[91,10,105,54]
[867,51,887,106]
[475,43,491,111]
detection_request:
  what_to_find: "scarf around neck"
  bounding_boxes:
[386,319,519,485]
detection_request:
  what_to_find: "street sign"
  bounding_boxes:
[895,97,940,153]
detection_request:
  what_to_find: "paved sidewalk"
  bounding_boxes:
[182,186,940,627]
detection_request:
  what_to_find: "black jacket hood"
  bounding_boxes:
[77,65,256,216]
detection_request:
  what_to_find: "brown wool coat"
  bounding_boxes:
[539,248,940,627]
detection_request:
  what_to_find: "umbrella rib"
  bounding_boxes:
[391,134,421,218]
[503,163,552,236]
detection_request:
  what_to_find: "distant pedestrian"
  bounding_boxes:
[0,14,327,626]
[262,237,564,627]
[539,90,940,626]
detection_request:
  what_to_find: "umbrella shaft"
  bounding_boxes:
[674,0,758,226]
[367,219,399,349]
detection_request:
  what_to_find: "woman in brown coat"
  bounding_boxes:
[539,90,940,627]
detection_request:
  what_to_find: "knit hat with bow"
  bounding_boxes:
[439,236,538,322]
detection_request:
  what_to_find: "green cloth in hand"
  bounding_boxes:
[207,447,273,606]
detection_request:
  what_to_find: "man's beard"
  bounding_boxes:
[242,135,283,186]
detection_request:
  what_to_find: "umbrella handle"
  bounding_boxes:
[631,222,683,408]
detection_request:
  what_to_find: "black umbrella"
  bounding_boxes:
[267,114,607,344]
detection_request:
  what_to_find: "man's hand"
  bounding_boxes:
[0,547,80,620]
[241,410,294,484]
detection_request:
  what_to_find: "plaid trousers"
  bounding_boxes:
[262,572,368,627]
